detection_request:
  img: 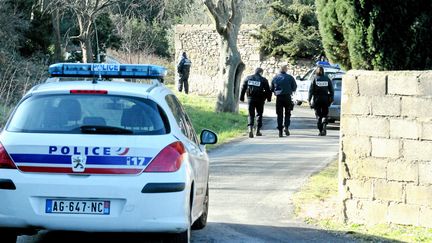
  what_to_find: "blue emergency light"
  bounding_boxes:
[316,61,340,69]
[48,63,167,79]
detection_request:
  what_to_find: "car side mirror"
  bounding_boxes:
[200,129,218,145]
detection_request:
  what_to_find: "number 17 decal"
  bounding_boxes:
[127,157,149,166]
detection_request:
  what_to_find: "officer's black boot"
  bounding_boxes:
[284,128,290,136]
[278,129,283,137]
[322,118,328,136]
[248,126,254,138]
[317,119,323,136]
[256,127,262,136]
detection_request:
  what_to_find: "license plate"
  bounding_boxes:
[46,199,110,215]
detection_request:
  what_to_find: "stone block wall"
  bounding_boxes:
[174,24,313,95]
[340,70,432,227]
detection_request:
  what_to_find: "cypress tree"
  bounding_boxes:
[316,0,432,70]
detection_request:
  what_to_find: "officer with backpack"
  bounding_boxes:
[308,66,334,136]
[240,67,272,138]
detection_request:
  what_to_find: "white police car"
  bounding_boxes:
[293,61,345,105]
[0,63,217,243]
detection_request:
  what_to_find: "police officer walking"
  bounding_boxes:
[308,66,334,136]
[271,65,297,137]
[177,52,192,94]
[240,67,272,138]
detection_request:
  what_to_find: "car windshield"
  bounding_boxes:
[332,78,342,91]
[7,94,169,135]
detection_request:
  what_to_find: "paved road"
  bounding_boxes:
[18,104,351,243]
[190,104,351,242]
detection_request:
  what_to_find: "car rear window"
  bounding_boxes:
[7,94,169,135]
[332,78,342,91]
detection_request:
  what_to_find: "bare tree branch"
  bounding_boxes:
[203,0,226,34]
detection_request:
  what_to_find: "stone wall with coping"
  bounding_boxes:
[340,70,432,227]
[174,24,314,95]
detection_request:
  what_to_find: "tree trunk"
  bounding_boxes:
[216,35,245,112]
[51,8,63,62]
[80,33,94,63]
[203,0,245,113]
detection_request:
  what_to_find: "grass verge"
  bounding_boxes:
[175,92,248,147]
[293,160,432,243]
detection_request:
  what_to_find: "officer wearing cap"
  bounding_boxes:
[240,67,272,138]
[271,65,297,137]
[308,66,334,136]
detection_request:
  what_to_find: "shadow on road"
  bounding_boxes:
[263,116,340,132]
[24,231,168,243]
[192,222,404,243]
[21,222,404,243]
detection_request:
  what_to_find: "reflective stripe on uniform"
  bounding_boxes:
[316,81,329,87]
[247,80,260,87]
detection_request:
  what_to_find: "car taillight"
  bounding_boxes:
[0,143,16,169]
[70,90,108,94]
[144,142,185,172]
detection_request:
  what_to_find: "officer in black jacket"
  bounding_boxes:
[271,65,297,137]
[177,52,192,94]
[240,67,272,138]
[308,66,334,136]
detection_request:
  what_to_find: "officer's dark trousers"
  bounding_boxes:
[314,103,329,132]
[247,99,265,128]
[178,74,189,94]
[275,95,293,130]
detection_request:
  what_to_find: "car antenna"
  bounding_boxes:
[93,69,102,84]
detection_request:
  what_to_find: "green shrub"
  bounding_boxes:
[255,0,323,61]
[316,0,432,70]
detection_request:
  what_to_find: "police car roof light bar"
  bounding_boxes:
[48,63,167,79]
[316,61,340,69]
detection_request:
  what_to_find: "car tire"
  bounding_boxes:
[1,231,17,243]
[295,101,302,106]
[192,185,209,230]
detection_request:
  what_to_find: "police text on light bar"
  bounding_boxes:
[48,63,167,79]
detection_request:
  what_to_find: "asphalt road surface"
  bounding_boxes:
[18,104,352,243]
[190,104,351,243]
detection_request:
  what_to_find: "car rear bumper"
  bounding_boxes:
[0,169,190,233]
[328,105,340,120]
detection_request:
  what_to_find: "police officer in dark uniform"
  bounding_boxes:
[177,52,192,94]
[308,66,334,136]
[271,65,297,137]
[240,67,272,138]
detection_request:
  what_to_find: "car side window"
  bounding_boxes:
[183,112,199,145]
[303,69,314,81]
[165,95,187,135]
[165,95,199,145]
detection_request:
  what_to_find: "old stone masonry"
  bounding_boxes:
[174,24,313,96]
[340,71,432,227]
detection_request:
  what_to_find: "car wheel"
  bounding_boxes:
[295,101,302,106]
[192,185,209,230]
[1,231,17,243]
